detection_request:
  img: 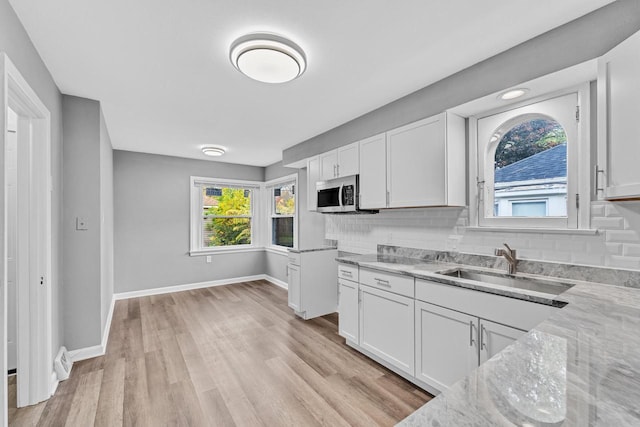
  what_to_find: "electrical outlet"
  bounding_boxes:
[76,217,88,231]
[206,256,212,263]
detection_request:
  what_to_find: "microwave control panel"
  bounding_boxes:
[343,185,355,206]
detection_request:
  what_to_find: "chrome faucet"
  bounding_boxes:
[495,243,518,275]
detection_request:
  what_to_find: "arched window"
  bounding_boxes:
[492,118,567,217]
[473,90,587,229]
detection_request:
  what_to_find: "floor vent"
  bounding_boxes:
[54,347,73,381]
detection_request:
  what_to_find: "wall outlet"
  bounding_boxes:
[206,255,212,263]
[76,217,88,231]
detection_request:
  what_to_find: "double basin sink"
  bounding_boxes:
[438,267,574,297]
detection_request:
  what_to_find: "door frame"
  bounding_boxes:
[0,53,53,423]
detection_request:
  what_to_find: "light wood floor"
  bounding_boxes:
[9,280,432,426]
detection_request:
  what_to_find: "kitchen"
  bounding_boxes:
[3,0,640,426]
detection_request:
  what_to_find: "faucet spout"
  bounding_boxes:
[495,243,518,275]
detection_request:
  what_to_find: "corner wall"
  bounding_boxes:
[113,151,266,293]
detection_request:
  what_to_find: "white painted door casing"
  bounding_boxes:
[359,284,414,376]
[338,279,359,343]
[597,29,640,200]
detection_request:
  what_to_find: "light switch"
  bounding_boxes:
[76,217,88,231]
[206,256,212,263]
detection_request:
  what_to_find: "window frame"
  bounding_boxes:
[468,84,591,230]
[265,174,298,252]
[190,176,262,255]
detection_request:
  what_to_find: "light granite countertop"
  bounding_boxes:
[337,252,640,426]
[288,246,337,254]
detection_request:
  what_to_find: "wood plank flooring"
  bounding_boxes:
[9,280,432,426]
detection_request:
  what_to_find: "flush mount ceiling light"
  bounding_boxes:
[202,146,226,157]
[230,33,306,84]
[498,88,529,101]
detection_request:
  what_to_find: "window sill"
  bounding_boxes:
[265,246,291,256]
[189,247,264,256]
[466,227,599,236]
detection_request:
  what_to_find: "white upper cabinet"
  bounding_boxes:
[598,30,640,200]
[307,156,320,211]
[318,141,359,181]
[319,150,338,181]
[359,133,387,209]
[387,112,466,208]
[337,142,359,177]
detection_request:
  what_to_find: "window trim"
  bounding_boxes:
[189,176,262,255]
[265,174,298,252]
[468,83,591,230]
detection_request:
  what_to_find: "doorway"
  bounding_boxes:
[0,53,53,426]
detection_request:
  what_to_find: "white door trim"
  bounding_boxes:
[0,52,53,425]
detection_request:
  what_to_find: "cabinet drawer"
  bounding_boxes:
[360,268,414,298]
[338,263,358,282]
[415,279,556,331]
[287,252,301,266]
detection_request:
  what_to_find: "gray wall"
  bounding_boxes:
[114,151,266,293]
[0,0,64,359]
[99,109,114,336]
[283,0,640,164]
[62,95,102,350]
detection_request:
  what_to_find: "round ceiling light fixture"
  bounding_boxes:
[202,146,226,157]
[230,33,306,84]
[498,88,529,101]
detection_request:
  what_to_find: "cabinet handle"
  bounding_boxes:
[286,265,289,277]
[333,164,337,177]
[480,323,487,351]
[374,278,390,286]
[340,270,353,277]
[337,164,340,177]
[469,321,477,347]
[594,165,605,196]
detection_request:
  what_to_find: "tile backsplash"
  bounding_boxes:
[325,201,640,271]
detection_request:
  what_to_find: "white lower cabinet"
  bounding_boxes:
[479,319,525,364]
[359,284,414,376]
[287,264,301,312]
[415,301,527,393]
[415,301,478,392]
[338,278,359,343]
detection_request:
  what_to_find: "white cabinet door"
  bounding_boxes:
[337,142,359,177]
[598,30,640,200]
[479,319,525,364]
[387,114,446,208]
[359,284,414,376]
[287,264,301,312]
[338,279,359,343]
[415,301,478,392]
[359,133,387,209]
[319,150,338,181]
[307,156,320,211]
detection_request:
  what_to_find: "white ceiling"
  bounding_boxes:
[10,0,614,166]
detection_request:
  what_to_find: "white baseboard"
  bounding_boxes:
[68,275,287,363]
[264,275,288,289]
[113,274,269,300]
[68,344,104,363]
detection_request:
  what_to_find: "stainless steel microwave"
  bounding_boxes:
[316,175,377,214]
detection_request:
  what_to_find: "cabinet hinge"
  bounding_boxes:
[575,106,580,122]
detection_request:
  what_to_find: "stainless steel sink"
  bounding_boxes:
[440,268,573,296]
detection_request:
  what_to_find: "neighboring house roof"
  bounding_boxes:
[495,144,566,183]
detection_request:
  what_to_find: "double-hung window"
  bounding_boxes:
[267,175,297,249]
[470,85,590,230]
[190,177,260,254]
